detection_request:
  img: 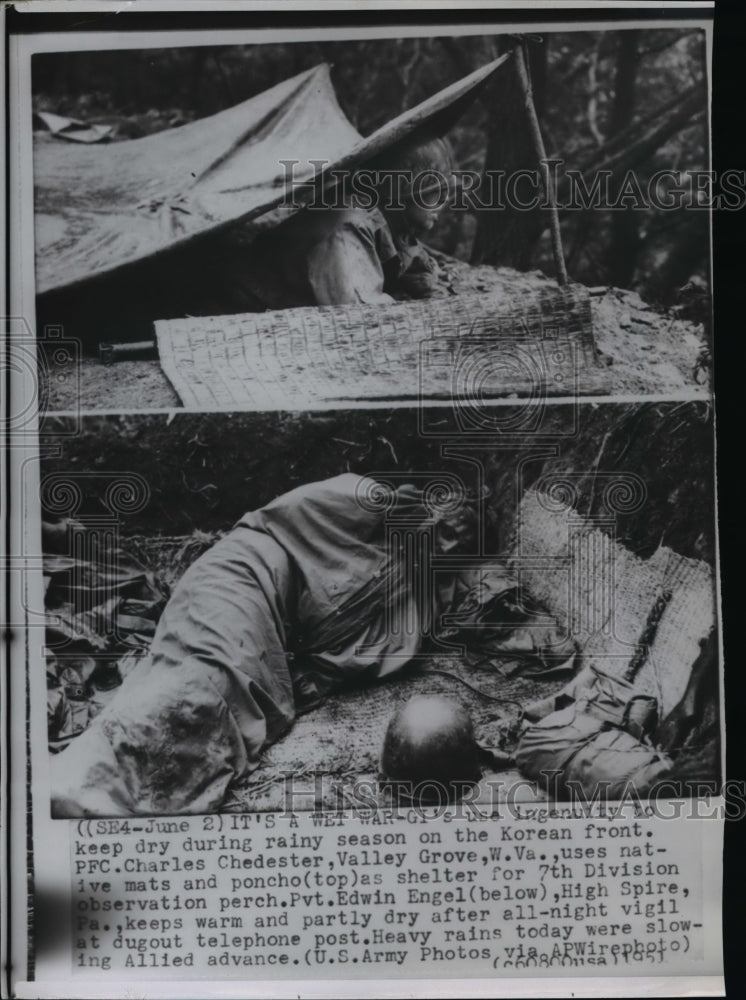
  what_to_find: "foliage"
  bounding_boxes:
[40,402,715,565]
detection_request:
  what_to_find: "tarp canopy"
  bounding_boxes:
[34,54,510,297]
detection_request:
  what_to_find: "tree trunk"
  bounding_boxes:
[565,93,704,276]
[605,30,642,287]
[471,39,549,268]
[646,211,709,303]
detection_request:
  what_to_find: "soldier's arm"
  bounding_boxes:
[306,215,396,305]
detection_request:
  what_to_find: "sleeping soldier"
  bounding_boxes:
[50,474,574,817]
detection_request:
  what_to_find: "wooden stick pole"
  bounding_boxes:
[513,42,569,286]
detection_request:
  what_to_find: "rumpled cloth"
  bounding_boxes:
[51,475,428,816]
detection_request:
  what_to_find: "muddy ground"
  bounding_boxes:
[42,258,710,412]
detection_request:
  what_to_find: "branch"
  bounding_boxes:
[594,93,704,178]
[556,92,706,216]
[581,84,704,174]
[557,51,591,88]
[586,46,604,146]
[638,31,702,59]
[399,40,423,112]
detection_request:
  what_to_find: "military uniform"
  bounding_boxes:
[217,204,438,310]
[50,476,435,816]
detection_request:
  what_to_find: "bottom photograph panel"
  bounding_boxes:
[36,401,719,817]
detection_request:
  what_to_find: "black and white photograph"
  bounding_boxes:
[39,403,719,817]
[3,3,731,998]
[28,26,714,410]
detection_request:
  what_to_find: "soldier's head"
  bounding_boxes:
[376,136,455,235]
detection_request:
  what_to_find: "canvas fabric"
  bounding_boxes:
[35,56,508,297]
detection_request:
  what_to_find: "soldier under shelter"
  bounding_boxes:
[213,136,456,311]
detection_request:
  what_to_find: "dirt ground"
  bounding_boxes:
[226,651,565,813]
[43,259,710,412]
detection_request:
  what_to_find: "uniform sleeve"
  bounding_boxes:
[306,216,396,306]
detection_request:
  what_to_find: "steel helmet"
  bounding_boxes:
[380,695,482,803]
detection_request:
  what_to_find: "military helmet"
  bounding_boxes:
[380,695,482,803]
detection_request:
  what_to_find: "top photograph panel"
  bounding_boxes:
[25,24,713,411]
